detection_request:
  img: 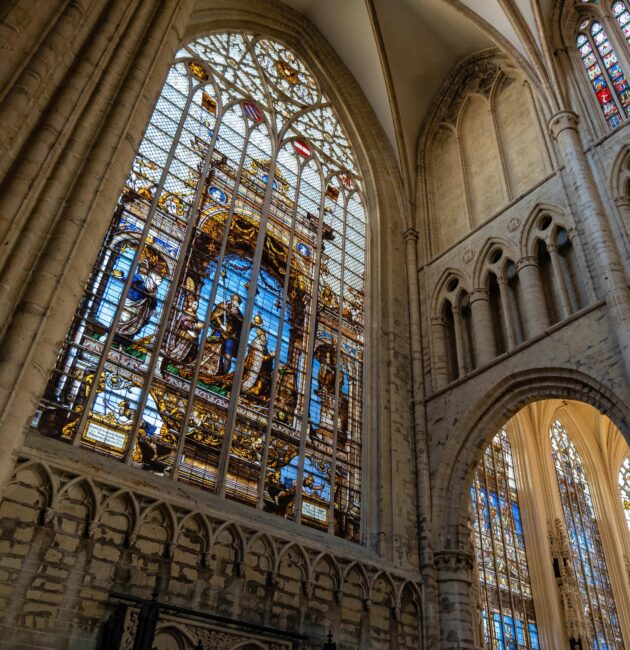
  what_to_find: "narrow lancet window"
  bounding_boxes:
[34,32,366,542]
[550,419,623,648]
[613,1,630,45]
[471,430,540,649]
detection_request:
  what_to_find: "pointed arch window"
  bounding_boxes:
[549,419,623,648]
[613,1,630,45]
[619,456,630,531]
[576,20,630,128]
[471,430,540,649]
[33,32,366,542]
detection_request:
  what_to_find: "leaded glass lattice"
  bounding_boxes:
[550,419,623,649]
[619,456,630,532]
[34,32,365,542]
[576,20,630,129]
[471,430,540,650]
[613,1,630,45]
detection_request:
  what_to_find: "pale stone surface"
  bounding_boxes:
[0,0,629,648]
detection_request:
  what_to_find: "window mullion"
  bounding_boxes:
[254,153,305,508]
[215,139,281,498]
[71,74,197,449]
[495,432,533,649]
[489,439,521,648]
[481,451,508,647]
[123,84,228,465]
[326,185,349,534]
[293,162,328,525]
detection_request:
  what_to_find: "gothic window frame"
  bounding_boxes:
[33,30,369,543]
[612,1,630,46]
[574,11,630,130]
[471,428,541,650]
[548,417,624,648]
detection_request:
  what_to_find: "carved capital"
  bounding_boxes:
[548,110,580,141]
[404,228,419,243]
[469,288,490,303]
[434,549,474,575]
[516,256,539,271]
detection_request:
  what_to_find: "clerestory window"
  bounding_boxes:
[576,19,630,129]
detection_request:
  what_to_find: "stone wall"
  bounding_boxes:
[0,439,422,649]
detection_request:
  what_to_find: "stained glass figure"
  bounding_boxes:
[576,19,630,128]
[613,1,630,45]
[471,430,540,650]
[549,419,623,649]
[618,456,630,531]
[34,32,366,542]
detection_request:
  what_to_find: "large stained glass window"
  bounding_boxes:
[577,20,630,129]
[619,456,630,531]
[549,419,623,648]
[34,32,366,541]
[471,430,540,649]
[613,1,630,45]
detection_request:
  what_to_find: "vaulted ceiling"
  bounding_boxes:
[281,0,561,190]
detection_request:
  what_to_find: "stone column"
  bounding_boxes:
[434,549,477,649]
[452,305,467,377]
[0,0,195,496]
[431,316,450,390]
[516,256,549,337]
[497,275,516,350]
[404,228,439,648]
[469,288,495,366]
[547,243,572,319]
[549,111,630,378]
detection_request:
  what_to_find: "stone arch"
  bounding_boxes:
[98,489,139,539]
[173,512,211,571]
[611,144,630,202]
[212,521,246,569]
[489,69,552,197]
[433,366,630,550]
[341,561,370,600]
[397,581,423,650]
[368,570,398,608]
[244,531,278,571]
[176,511,211,554]
[133,502,178,560]
[53,475,100,523]
[153,622,196,649]
[519,203,567,257]
[472,236,516,288]
[276,541,311,583]
[458,93,508,227]
[430,267,471,316]
[311,551,342,593]
[397,579,423,611]
[426,122,469,253]
[4,459,56,515]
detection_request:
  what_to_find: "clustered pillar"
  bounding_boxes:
[549,111,630,377]
[0,0,195,496]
